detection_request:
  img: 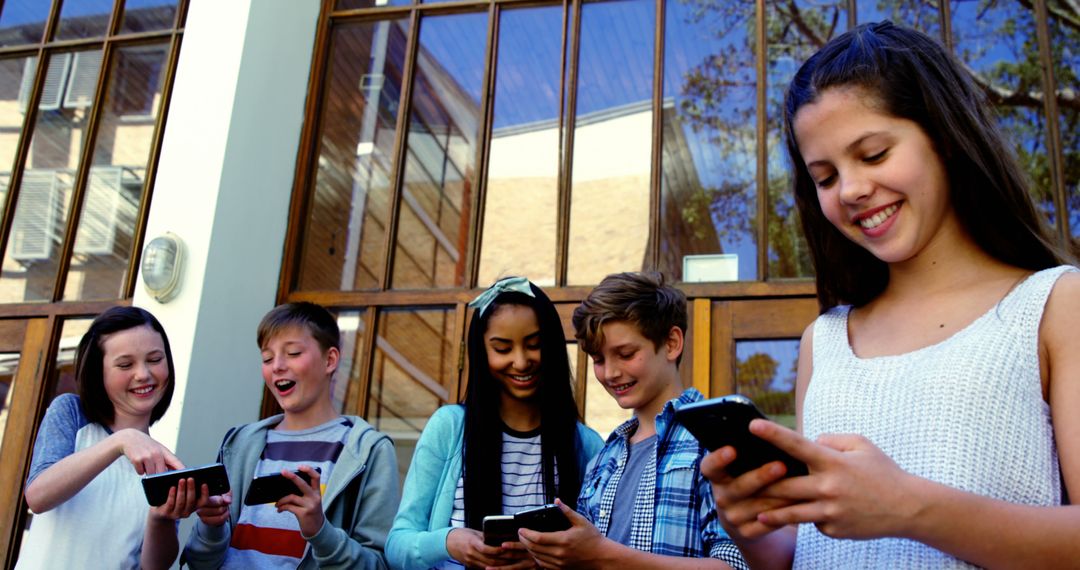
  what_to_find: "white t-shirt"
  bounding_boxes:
[17,394,149,569]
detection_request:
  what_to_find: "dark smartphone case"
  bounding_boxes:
[141,463,230,507]
[243,468,317,506]
[675,394,809,478]
[515,504,571,532]
[482,515,518,546]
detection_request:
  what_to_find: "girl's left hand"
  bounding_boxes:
[149,477,202,521]
[748,419,924,540]
[276,465,324,537]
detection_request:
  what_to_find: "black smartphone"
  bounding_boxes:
[141,463,230,507]
[675,395,808,478]
[243,467,320,506]
[515,504,571,533]
[482,504,571,546]
[482,515,518,546]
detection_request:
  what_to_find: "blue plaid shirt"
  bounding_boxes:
[577,388,747,569]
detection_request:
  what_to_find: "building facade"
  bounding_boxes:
[0,0,1076,565]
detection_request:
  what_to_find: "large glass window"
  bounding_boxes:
[1047,0,1079,244]
[391,13,488,290]
[298,19,411,291]
[734,339,799,428]
[566,0,655,286]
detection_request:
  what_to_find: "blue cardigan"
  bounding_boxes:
[386,405,603,570]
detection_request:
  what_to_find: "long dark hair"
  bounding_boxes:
[784,21,1069,310]
[461,280,582,530]
[76,306,176,427]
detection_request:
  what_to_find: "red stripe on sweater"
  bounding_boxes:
[230,523,306,558]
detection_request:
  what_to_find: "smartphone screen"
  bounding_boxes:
[675,395,808,477]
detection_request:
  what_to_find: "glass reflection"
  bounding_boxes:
[64,43,169,301]
[1047,0,1079,243]
[298,19,410,291]
[952,1,1055,226]
[0,0,50,47]
[478,6,563,287]
[391,13,487,290]
[332,310,368,414]
[766,0,846,279]
[856,0,941,37]
[660,0,757,282]
[0,49,103,303]
[121,0,178,34]
[734,339,798,429]
[337,0,412,9]
[366,307,456,478]
[1,56,37,211]
[56,0,113,41]
[567,0,654,286]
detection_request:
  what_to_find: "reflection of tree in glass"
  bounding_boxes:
[670,0,1079,274]
[735,351,794,416]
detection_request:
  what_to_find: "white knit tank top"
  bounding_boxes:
[794,265,1075,569]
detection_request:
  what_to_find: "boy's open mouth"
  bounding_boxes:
[609,381,636,395]
[274,379,297,393]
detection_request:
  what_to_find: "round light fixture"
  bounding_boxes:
[141,232,184,303]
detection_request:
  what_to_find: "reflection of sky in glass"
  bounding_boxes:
[856,0,941,36]
[576,0,654,116]
[417,13,488,104]
[0,0,52,25]
[664,0,758,279]
[492,6,562,129]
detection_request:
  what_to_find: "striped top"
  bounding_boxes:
[222,417,352,569]
[437,425,553,569]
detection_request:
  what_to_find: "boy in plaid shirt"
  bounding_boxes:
[518,272,747,569]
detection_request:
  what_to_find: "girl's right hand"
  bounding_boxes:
[701,444,799,541]
[114,428,184,475]
[446,527,522,569]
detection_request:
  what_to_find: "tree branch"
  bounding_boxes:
[963,61,1080,112]
[1015,0,1080,34]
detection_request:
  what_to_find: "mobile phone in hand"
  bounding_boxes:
[142,463,230,507]
[675,394,808,478]
[243,467,321,506]
[482,504,571,546]
[482,515,518,546]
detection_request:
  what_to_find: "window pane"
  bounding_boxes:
[64,43,170,301]
[391,13,487,290]
[579,346,632,440]
[0,0,50,47]
[566,0,654,286]
[0,319,29,460]
[366,307,457,480]
[856,0,941,37]
[333,309,368,414]
[952,2,1055,227]
[337,0,412,8]
[1048,0,1079,244]
[766,0,846,279]
[1,55,38,211]
[56,0,113,41]
[660,0,757,282]
[734,339,798,429]
[478,6,562,287]
[120,0,178,34]
[298,19,411,291]
[0,49,103,303]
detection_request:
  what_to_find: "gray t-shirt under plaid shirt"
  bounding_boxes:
[606,434,656,545]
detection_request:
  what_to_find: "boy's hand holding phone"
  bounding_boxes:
[517,499,612,569]
[273,465,325,537]
[195,490,233,527]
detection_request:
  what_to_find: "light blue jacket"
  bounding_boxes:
[385,405,603,570]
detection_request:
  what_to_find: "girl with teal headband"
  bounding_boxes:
[387,277,604,570]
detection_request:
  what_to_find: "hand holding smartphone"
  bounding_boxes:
[141,463,230,507]
[243,467,321,506]
[482,504,571,546]
[675,395,808,478]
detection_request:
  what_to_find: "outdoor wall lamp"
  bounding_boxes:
[141,232,184,303]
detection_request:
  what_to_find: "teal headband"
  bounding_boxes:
[468,276,535,317]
